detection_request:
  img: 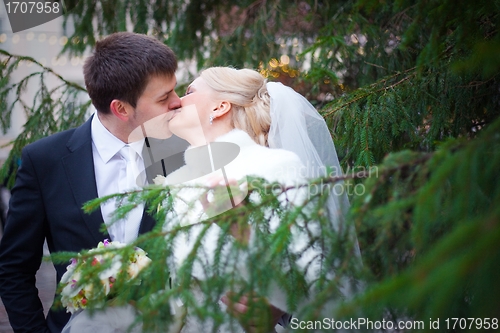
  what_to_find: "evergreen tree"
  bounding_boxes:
[1,0,499,331]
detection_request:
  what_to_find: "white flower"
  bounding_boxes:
[127,254,152,279]
[153,174,167,185]
[135,254,152,271]
[98,255,122,281]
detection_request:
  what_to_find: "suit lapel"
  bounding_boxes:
[63,116,110,243]
[63,116,158,242]
[139,208,156,235]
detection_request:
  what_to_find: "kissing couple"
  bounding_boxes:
[0,32,357,333]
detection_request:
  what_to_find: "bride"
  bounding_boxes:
[62,67,355,333]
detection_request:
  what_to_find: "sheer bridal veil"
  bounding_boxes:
[266,82,361,257]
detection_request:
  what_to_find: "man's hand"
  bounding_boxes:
[221,292,285,333]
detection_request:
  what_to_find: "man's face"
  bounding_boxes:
[168,77,219,144]
[127,74,180,142]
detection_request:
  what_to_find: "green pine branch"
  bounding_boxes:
[0,50,91,187]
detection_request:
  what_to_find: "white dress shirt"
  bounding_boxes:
[91,114,146,243]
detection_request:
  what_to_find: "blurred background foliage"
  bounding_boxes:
[2,0,500,330]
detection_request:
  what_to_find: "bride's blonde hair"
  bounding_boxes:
[200,67,271,146]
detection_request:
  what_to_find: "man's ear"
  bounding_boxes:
[110,99,131,121]
[213,101,232,118]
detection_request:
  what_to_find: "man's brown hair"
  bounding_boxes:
[83,32,177,114]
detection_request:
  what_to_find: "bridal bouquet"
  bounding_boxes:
[60,239,151,314]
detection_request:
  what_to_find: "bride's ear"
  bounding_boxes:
[213,101,232,118]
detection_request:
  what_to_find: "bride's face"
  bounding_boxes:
[168,77,219,145]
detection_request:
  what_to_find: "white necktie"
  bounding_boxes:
[114,145,145,243]
[119,145,142,191]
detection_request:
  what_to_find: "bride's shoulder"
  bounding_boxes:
[244,144,305,180]
[265,146,302,166]
[251,143,302,164]
[217,129,306,180]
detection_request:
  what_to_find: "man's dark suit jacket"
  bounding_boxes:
[0,117,164,333]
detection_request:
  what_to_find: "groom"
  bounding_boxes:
[0,32,187,332]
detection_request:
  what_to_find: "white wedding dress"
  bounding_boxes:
[62,129,313,333]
